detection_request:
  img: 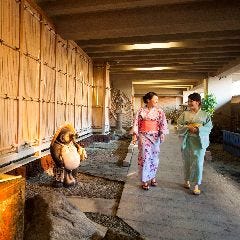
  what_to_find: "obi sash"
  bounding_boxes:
[140,120,159,132]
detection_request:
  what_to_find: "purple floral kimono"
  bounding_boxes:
[133,106,168,182]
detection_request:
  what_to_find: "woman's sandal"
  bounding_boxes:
[193,189,201,195]
[183,182,190,189]
[142,183,150,190]
[151,180,158,187]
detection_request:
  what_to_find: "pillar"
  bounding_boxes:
[92,63,110,134]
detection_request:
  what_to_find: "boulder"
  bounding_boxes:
[24,189,103,240]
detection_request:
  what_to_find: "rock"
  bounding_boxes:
[24,189,103,240]
[102,229,146,240]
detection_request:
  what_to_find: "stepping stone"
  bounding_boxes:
[123,152,133,167]
[67,197,118,216]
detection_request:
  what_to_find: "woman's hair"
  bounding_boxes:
[143,92,158,104]
[188,92,201,105]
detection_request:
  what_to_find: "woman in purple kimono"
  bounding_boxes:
[132,92,169,190]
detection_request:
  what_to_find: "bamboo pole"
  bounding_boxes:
[54,34,57,132]
[66,42,69,124]
[74,47,77,129]
[16,0,24,152]
[37,13,42,157]
[0,0,2,41]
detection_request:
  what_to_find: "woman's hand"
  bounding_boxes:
[187,125,198,134]
[132,134,137,144]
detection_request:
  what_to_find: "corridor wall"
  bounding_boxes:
[0,0,93,162]
[92,63,111,134]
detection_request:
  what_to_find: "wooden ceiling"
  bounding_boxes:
[35,0,240,93]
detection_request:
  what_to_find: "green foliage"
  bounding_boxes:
[201,94,217,116]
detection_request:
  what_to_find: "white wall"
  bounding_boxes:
[176,96,183,109]
[208,76,232,110]
[208,75,232,128]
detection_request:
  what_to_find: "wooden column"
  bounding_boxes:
[92,62,110,134]
[203,78,208,97]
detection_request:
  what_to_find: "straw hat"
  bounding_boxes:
[51,123,75,146]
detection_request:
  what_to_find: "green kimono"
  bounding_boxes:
[177,109,212,185]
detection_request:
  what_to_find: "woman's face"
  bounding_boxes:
[147,95,158,107]
[188,98,200,110]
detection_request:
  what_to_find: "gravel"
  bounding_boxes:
[26,172,124,199]
[208,143,240,183]
[85,213,142,238]
[25,138,142,238]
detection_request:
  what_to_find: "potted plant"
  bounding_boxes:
[201,94,217,116]
[201,94,217,161]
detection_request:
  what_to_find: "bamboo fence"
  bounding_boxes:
[0,0,95,158]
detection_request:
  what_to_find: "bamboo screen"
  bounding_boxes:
[82,59,89,131]
[41,21,56,68]
[1,0,20,48]
[88,62,93,129]
[0,0,93,157]
[22,1,40,60]
[20,55,40,144]
[92,67,103,129]
[66,41,76,126]
[41,65,55,141]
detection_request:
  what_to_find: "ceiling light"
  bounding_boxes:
[132,80,188,84]
[127,42,183,50]
[132,67,172,71]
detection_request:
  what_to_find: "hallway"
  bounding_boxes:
[117,127,240,240]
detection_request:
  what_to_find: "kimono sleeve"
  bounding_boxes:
[159,110,169,135]
[177,112,188,135]
[198,114,213,136]
[132,109,141,136]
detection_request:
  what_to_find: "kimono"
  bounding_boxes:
[177,109,212,185]
[133,106,168,182]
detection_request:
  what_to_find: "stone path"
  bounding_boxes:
[117,128,240,240]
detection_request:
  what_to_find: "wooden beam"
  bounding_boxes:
[110,72,206,81]
[76,30,240,47]
[83,39,240,53]
[214,57,240,76]
[36,0,199,16]
[88,46,240,58]
[52,1,240,40]
[93,53,240,61]
[108,58,234,64]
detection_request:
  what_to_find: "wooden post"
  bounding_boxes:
[203,78,208,97]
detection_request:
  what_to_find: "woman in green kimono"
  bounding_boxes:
[177,93,212,195]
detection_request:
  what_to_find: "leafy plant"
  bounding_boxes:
[201,94,217,116]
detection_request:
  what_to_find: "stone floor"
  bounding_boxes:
[117,127,240,240]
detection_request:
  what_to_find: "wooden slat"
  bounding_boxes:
[41,20,56,68]
[22,1,40,58]
[1,0,20,48]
